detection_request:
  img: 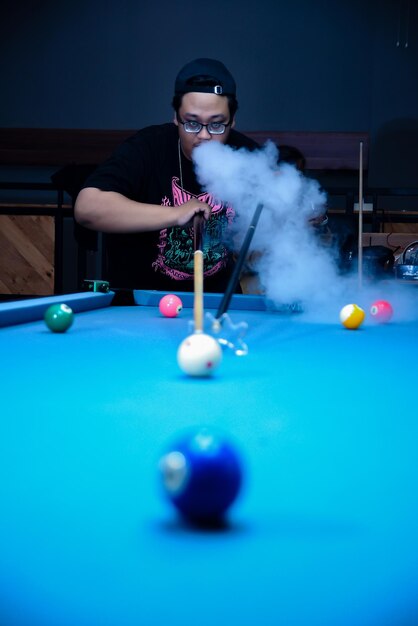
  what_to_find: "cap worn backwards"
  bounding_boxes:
[174,58,236,97]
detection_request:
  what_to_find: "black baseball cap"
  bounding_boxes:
[174,58,236,97]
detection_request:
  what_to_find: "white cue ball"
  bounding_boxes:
[177,333,222,377]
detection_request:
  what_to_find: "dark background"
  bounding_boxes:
[1,0,417,187]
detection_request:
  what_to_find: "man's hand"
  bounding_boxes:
[75,188,213,234]
[175,199,212,226]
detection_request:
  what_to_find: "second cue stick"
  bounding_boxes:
[358,141,364,289]
[193,213,205,333]
[215,203,264,321]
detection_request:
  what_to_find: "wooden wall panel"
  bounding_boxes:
[0,215,54,295]
[382,223,418,234]
[0,128,369,171]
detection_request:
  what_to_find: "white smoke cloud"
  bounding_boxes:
[193,141,345,312]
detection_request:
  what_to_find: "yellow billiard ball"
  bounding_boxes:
[339,304,365,330]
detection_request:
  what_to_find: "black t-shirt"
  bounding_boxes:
[82,123,258,292]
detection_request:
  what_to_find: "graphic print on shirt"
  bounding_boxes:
[152,177,235,281]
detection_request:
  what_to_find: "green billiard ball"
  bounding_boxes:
[44,303,74,333]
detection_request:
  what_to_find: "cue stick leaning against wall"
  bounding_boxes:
[358,141,364,289]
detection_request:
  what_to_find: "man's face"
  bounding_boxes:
[174,92,234,161]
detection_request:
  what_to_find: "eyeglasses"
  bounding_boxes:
[177,118,231,135]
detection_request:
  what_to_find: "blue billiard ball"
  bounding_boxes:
[159,428,243,525]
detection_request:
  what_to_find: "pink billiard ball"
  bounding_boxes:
[159,294,183,318]
[370,300,393,323]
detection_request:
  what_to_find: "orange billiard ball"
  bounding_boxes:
[339,304,365,330]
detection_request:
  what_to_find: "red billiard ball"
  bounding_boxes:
[370,300,393,323]
[159,294,183,318]
[159,428,243,525]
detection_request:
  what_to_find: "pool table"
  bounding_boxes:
[1,289,418,626]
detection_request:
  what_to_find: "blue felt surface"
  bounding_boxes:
[0,296,418,626]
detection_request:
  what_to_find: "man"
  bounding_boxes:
[74,58,258,292]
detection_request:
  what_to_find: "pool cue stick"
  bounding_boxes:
[358,141,364,289]
[215,203,264,321]
[193,213,205,333]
